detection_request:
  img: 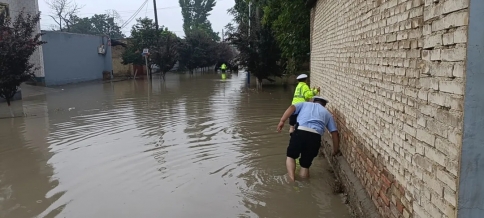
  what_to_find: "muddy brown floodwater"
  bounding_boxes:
[0,72,352,218]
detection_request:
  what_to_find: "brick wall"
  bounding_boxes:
[0,0,44,78]
[310,0,468,217]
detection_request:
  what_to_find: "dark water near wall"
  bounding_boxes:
[0,72,351,218]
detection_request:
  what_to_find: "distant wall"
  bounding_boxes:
[41,31,113,86]
[111,40,132,77]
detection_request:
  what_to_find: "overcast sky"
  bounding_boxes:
[38,0,234,37]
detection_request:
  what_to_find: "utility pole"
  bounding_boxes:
[247,1,251,86]
[151,0,159,80]
[222,29,224,42]
[153,0,159,30]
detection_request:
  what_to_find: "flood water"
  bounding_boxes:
[0,72,351,218]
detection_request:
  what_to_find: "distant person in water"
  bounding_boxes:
[277,96,340,181]
[289,74,319,135]
[220,63,227,73]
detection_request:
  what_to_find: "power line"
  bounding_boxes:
[120,0,149,29]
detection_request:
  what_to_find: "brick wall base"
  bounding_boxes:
[321,132,380,218]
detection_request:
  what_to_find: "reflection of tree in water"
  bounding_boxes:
[181,74,219,137]
[125,75,220,173]
[0,118,64,218]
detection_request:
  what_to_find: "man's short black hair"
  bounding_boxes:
[314,99,328,107]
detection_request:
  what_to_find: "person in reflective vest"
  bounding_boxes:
[220,63,227,73]
[289,74,320,135]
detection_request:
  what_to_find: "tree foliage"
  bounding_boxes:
[262,0,310,74]
[69,13,125,39]
[227,0,311,85]
[178,29,214,73]
[0,11,45,106]
[122,18,160,66]
[179,0,219,41]
[122,18,181,80]
[152,31,180,80]
[227,0,283,88]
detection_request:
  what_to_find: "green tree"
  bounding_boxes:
[122,18,159,67]
[178,29,215,74]
[69,13,125,38]
[151,31,180,81]
[179,0,220,41]
[0,11,45,113]
[122,18,180,79]
[262,0,310,75]
[228,0,282,89]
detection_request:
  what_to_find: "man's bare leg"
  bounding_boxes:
[299,167,310,179]
[286,157,296,181]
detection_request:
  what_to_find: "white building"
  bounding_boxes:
[0,0,45,82]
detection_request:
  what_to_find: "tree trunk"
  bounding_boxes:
[6,99,13,118]
[161,72,166,81]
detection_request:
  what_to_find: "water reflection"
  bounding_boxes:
[0,97,63,218]
[0,72,350,218]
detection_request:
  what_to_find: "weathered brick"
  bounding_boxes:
[441,47,467,62]
[425,145,446,166]
[435,137,459,158]
[452,62,465,78]
[453,27,468,43]
[430,49,441,61]
[419,77,439,90]
[442,33,454,45]
[439,80,464,95]
[417,129,436,146]
[432,11,468,31]
[442,0,469,14]
[423,34,442,48]
[413,154,433,172]
[430,194,455,217]
[430,62,454,78]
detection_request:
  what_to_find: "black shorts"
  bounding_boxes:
[286,130,321,168]
[222,69,226,73]
[289,114,298,126]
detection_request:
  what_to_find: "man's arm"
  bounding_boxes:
[303,85,316,101]
[331,131,340,156]
[277,103,303,132]
[326,115,340,155]
[277,105,295,132]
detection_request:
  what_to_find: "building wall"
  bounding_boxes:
[310,0,468,217]
[41,31,113,86]
[0,0,45,79]
[112,41,133,77]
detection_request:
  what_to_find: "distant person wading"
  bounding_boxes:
[220,63,228,73]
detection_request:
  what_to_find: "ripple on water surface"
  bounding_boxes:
[0,73,351,218]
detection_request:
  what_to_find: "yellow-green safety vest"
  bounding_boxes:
[292,82,318,105]
[221,64,227,70]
